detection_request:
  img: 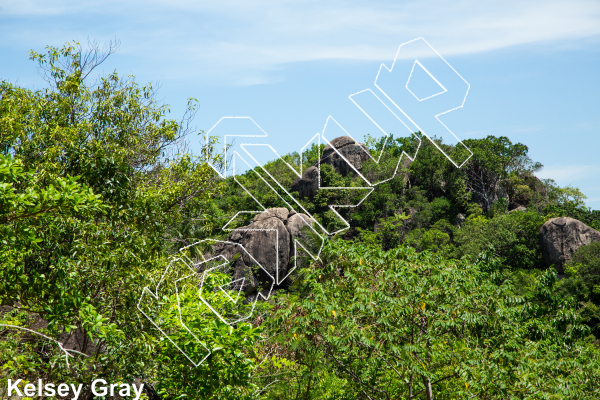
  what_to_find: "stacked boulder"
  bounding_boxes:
[291,136,371,199]
[209,208,314,297]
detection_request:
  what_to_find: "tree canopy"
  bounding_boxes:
[1,41,599,400]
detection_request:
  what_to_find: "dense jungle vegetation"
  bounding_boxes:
[1,42,600,399]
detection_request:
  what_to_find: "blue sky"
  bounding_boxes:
[1,0,599,209]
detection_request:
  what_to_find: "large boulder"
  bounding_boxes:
[320,136,371,177]
[286,211,312,242]
[291,136,370,199]
[539,217,600,272]
[229,209,290,289]
[210,208,313,295]
[290,166,319,199]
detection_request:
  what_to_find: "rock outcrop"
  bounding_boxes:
[319,136,371,177]
[539,217,600,272]
[209,208,313,296]
[289,166,319,199]
[291,136,370,199]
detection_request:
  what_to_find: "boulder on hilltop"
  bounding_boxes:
[539,216,600,272]
[208,208,314,297]
[291,136,371,199]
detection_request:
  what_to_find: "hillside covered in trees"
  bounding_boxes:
[2,42,600,399]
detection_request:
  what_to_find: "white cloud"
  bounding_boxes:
[0,0,99,15]
[2,0,600,84]
[463,124,544,138]
[575,119,600,130]
[536,164,600,184]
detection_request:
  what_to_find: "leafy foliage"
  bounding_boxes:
[2,40,600,400]
[0,41,251,398]
[261,240,600,399]
[556,242,600,337]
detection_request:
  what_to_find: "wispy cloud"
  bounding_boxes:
[536,164,600,184]
[463,124,544,137]
[2,0,600,84]
[575,119,600,130]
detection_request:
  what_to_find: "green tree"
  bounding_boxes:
[262,240,599,399]
[454,211,547,270]
[461,135,542,212]
[147,269,263,399]
[557,242,600,337]
[0,40,260,398]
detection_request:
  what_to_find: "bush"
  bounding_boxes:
[556,242,600,337]
[454,211,546,270]
[262,240,600,399]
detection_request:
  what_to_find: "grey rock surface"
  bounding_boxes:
[230,214,290,287]
[290,165,319,199]
[539,217,600,272]
[286,212,312,242]
[210,208,313,295]
[290,136,371,199]
[320,136,371,177]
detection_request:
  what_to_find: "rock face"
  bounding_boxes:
[291,136,370,199]
[539,217,600,272]
[320,136,371,177]
[210,208,313,296]
[290,166,319,199]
